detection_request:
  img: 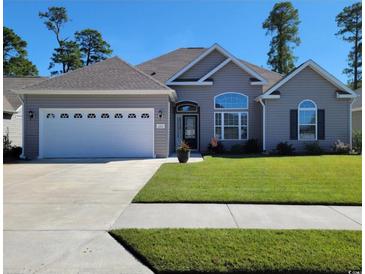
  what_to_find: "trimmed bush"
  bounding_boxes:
[244,139,261,154]
[332,140,350,154]
[352,130,362,154]
[230,144,244,154]
[207,137,225,155]
[276,142,295,155]
[304,142,323,155]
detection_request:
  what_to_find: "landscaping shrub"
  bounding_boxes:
[275,142,295,155]
[244,139,261,154]
[230,144,244,154]
[3,133,22,160]
[207,137,224,154]
[352,130,362,154]
[304,142,323,155]
[332,140,350,154]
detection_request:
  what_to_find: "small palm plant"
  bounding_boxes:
[176,141,190,163]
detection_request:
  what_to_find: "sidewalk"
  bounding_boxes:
[112,204,362,230]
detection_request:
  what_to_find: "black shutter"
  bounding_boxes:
[290,109,298,140]
[318,109,325,140]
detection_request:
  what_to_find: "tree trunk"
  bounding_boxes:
[353,18,359,89]
[86,48,91,66]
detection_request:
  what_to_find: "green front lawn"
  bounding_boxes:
[134,155,361,205]
[110,229,361,274]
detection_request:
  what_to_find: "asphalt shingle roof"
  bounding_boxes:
[4,76,47,112]
[137,47,283,90]
[22,57,171,91]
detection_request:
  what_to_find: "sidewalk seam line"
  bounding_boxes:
[328,206,362,225]
[226,204,240,228]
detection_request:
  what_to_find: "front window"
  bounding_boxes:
[215,112,248,140]
[214,92,248,109]
[298,100,317,140]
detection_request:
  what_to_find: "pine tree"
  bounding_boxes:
[263,2,301,74]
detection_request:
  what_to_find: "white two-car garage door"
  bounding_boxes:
[39,108,154,158]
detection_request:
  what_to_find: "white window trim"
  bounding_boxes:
[214,92,249,110]
[214,111,249,141]
[298,99,317,141]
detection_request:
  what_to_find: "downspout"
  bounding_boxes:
[349,98,356,150]
[258,98,266,152]
[16,93,25,159]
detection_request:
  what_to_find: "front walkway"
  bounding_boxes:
[113,203,362,230]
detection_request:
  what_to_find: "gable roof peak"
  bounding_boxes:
[166,43,268,85]
[257,58,358,100]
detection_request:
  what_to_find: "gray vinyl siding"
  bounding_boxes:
[265,67,351,152]
[352,110,362,132]
[173,61,263,152]
[23,94,170,159]
[3,108,23,147]
[179,49,227,80]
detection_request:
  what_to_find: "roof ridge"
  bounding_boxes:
[4,76,47,79]
[137,47,208,67]
[113,56,172,90]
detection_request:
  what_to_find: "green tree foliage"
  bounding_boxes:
[263,2,301,74]
[75,29,112,65]
[49,41,83,75]
[3,27,38,76]
[39,6,82,74]
[39,6,68,46]
[336,2,362,89]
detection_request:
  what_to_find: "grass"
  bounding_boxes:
[110,229,362,274]
[133,155,361,205]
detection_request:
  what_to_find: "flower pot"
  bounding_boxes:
[177,150,190,163]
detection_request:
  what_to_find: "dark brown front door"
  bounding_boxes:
[183,115,197,149]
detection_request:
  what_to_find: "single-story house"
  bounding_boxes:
[352,87,361,131]
[13,44,358,159]
[3,76,47,147]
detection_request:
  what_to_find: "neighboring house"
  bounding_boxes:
[3,76,47,147]
[352,88,361,131]
[13,44,358,159]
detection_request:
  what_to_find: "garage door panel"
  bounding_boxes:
[40,108,154,158]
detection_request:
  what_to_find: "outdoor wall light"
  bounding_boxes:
[158,110,163,119]
[28,111,34,119]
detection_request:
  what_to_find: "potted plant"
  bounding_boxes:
[176,141,190,163]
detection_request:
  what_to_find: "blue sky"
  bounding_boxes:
[4,0,357,82]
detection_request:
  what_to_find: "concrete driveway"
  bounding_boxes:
[4,158,165,274]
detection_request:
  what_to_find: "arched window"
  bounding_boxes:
[214,93,248,140]
[298,100,317,140]
[214,92,248,109]
[176,102,198,112]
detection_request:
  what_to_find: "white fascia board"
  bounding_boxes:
[165,43,268,85]
[262,60,358,98]
[352,107,362,112]
[336,93,358,99]
[255,94,280,101]
[198,58,231,82]
[167,81,213,86]
[12,89,177,101]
